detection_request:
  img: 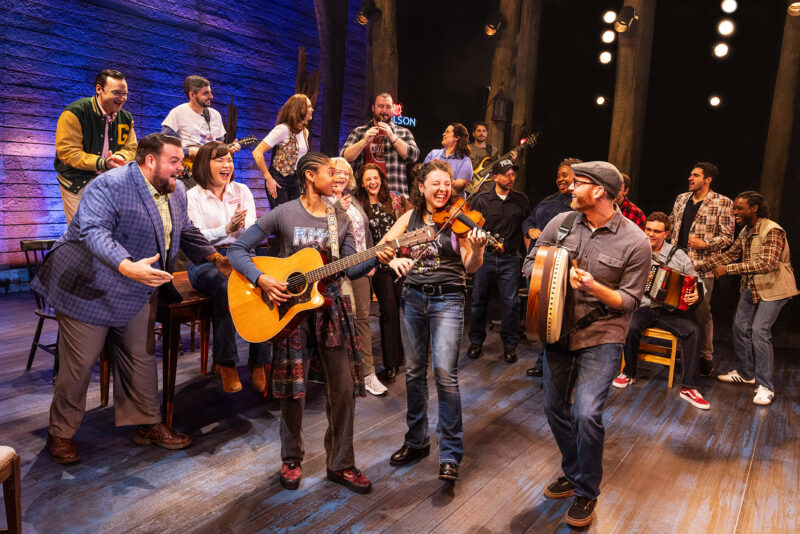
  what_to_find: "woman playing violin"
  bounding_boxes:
[380,159,488,483]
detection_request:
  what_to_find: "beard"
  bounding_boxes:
[374,111,391,123]
[152,161,177,195]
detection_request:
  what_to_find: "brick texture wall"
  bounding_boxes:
[0,0,367,291]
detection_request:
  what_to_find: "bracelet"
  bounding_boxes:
[391,137,399,144]
[211,252,224,262]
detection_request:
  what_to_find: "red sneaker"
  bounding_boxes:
[612,373,635,389]
[680,388,710,410]
[326,466,372,494]
[280,462,302,490]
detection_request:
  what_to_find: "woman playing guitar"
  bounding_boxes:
[380,159,488,483]
[228,152,394,495]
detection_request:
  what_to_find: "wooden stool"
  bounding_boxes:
[0,446,21,534]
[156,272,211,428]
[621,327,679,388]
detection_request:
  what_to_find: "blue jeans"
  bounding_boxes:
[732,288,787,391]
[469,253,521,350]
[543,343,623,499]
[400,286,465,465]
[187,259,270,367]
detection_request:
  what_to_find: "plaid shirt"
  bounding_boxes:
[695,220,786,302]
[668,190,734,266]
[619,197,646,230]
[340,121,419,196]
[144,171,173,251]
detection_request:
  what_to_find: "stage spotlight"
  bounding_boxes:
[602,30,616,43]
[717,19,735,36]
[713,42,729,58]
[789,2,800,16]
[484,11,503,36]
[596,96,606,106]
[614,6,638,33]
[599,51,613,64]
[603,10,617,24]
[709,95,721,107]
[356,0,379,26]
[721,0,737,14]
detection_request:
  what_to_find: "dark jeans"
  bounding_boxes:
[544,343,622,499]
[187,257,270,367]
[280,316,357,471]
[371,269,405,369]
[267,167,301,209]
[732,288,788,391]
[469,253,521,350]
[622,307,702,389]
[400,286,465,465]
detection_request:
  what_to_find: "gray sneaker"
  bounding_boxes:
[364,373,388,396]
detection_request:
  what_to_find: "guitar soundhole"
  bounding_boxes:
[286,272,308,296]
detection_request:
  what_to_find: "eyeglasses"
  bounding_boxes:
[571,179,596,188]
[109,90,129,98]
[644,227,668,235]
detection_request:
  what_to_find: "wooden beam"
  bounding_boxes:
[509,0,542,192]
[484,0,522,153]
[760,3,800,220]
[313,0,349,155]
[366,0,398,110]
[608,0,657,193]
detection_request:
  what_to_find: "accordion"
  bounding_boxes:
[644,264,697,311]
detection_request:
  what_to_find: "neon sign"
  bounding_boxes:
[391,102,417,127]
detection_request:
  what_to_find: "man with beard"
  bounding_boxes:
[523,161,650,527]
[32,134,229,464]
[161,75,240,159]
[55,69,138,223]
[467,159,530,363]
[340,92,420,197]
[668,162,734,375]
[468,121,498,171]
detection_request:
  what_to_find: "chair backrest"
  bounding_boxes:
[20,239,56,310]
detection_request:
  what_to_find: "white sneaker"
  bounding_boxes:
[717,370,755,384]
[753,385,774,406]
[364,373,388,396]
[612,374,635,389]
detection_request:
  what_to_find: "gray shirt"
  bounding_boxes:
[523,209,651,350]
[644,242,705,309]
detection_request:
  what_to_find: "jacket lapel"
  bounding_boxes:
[132,165,167,269]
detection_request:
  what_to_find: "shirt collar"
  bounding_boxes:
[94,96,117,121]
[578,206,624,233]
[139,165,170,201]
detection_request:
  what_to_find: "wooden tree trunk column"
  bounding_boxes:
[366,0,398,110]
[608,0,657,191]
[314,0,349,155]
[485,0,522,153]
[760,5,800,221]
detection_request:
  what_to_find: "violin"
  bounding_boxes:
[432,197,504,252]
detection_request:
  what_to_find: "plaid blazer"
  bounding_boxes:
[668,189,734,265]
[32,162,215,327]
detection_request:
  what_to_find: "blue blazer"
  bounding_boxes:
[32,162,216,327]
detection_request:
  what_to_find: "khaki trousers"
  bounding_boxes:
[49,300,161,438]
[59,186,85,225]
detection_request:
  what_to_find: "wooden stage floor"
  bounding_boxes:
[1,290,798,533]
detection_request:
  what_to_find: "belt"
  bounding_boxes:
[405,283,465,296]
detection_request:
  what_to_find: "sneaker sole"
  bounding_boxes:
[544,487,575,499]
[566,510,594,527]
[611,381,629,389]
[365,387,388,396]
[753,398,773,406]
[326,472,372,494]
[679,392,710,410]
[280,475,301,490]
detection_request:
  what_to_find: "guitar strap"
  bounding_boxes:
[326,205,340,261]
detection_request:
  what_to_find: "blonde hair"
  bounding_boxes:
[331,156,356,190]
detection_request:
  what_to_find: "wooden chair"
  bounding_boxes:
[0,446,21,534]
[20,239,58,375]
[622,327,679,388]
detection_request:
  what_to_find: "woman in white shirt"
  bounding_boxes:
[252,94,313,209]
[187,141,269,394]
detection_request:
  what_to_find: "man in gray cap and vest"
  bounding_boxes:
[523,161,650,527]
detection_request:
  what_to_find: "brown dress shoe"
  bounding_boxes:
[250,364,267,393]
[134,423,192,450]
[219,365,242,393]
[47,434,80,464]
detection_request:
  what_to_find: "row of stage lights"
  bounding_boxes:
[708,0,739,108]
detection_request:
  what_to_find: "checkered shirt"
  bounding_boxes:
[668,190,734,265]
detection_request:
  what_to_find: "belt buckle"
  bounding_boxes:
[421,284,436,296]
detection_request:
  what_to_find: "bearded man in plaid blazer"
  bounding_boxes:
[668,162,734,375]
[32,133,228,464]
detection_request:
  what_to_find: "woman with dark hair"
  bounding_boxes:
[379,159,487,483]
[186,141,269,393]
[228,152,393,494]
[423,122,473,194]
[352,163,406,381]
[252,94,313,208]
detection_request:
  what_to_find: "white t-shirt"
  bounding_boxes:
[162,103,226,147]
[263,123,309,170]
[186,181,257,246]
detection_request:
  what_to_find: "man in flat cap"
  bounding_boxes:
[467,159,530,364]
[523,161,651,527]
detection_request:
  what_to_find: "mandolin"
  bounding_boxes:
[228,226,435,343]
[465,133,539,194]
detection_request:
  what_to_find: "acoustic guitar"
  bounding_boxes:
[228,226,435,343]
[180,135,258,178]
[465,133,540,194]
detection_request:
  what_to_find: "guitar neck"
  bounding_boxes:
[306,237,399,283]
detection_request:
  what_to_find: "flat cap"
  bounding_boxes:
[570,161,623,199]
